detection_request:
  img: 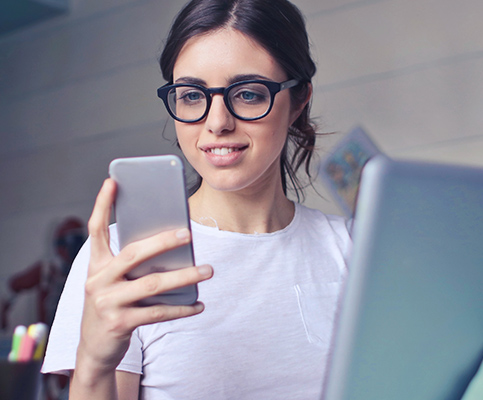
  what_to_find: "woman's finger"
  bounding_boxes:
[121,302,205,331]
[104,264,213,306]
[105,227,193,281]
[88,179,117,270]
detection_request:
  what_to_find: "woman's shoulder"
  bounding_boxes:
[294,203,352,263]
[295,203,351,234]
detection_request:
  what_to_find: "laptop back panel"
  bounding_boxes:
[324,156,483,400]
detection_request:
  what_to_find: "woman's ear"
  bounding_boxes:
[289,82,313,126]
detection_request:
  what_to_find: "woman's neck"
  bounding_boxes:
[188,181,295,234]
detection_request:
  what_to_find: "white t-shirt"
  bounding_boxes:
[42,203,351,399]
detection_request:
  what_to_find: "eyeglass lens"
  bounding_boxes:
[166,82,272,122]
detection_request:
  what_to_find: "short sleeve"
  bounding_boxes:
[117,329,143,375]
[41,224,138,376]
[41,238,90,375]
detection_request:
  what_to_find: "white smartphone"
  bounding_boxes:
[109,155,198,306]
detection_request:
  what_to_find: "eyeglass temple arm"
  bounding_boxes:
[280,79,300,91]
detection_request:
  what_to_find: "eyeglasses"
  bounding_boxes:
[157,79,299,123]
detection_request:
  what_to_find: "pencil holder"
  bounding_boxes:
[0,359,42,400]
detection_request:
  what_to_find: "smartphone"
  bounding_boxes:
[109,155,198,306]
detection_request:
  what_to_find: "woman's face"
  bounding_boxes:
[172,28,301,195]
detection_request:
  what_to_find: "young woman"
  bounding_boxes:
[42,0,351,398]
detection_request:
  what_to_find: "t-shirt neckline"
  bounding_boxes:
[190,202,301,239]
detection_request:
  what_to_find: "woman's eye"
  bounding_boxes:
[240,91,257,100]
[233,88,266,104]
[178,89,205,103]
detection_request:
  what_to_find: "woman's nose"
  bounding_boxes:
[204,94,235,135]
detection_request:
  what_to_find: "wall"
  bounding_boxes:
[1,0,482,335]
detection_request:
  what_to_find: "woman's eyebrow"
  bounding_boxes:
[229,74,270,84]
[174,74,272,86]
[174,76,207,85]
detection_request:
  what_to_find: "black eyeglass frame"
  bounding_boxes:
[157,79,300,123]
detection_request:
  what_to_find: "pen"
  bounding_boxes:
[8,325,26,362]
[17,324,37,362]
[8,322,49,362]
[33,323,48,360]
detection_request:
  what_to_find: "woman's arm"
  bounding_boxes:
[117,372,141,400]
[69,370,140,400]
[69,179,213,399]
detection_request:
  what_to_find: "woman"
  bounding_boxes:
[42,0,351,398]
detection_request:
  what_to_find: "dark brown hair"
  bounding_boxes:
[160,0,317,200]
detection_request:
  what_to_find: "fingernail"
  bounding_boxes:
[194,303,205,312]
[176,228,190,240]
[197,265,212,277]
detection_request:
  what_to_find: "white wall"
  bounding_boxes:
[301,0,483,210]
[1,0,482,334]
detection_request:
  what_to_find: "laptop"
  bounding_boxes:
[324,155,483,400]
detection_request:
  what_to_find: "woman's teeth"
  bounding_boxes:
[210,147,236,155]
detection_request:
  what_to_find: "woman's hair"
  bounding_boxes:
[160,0,318,200]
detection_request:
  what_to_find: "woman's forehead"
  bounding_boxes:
[173,28,286,83]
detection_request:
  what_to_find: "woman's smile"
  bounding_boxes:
[199,142,249,167]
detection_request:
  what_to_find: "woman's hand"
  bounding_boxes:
[71,179,213,398]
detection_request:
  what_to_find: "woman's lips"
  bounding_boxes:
[199,144,249,167]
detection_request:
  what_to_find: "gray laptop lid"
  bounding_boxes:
[324,155,483,400]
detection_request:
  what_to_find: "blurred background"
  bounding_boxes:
[0,0,482,344]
